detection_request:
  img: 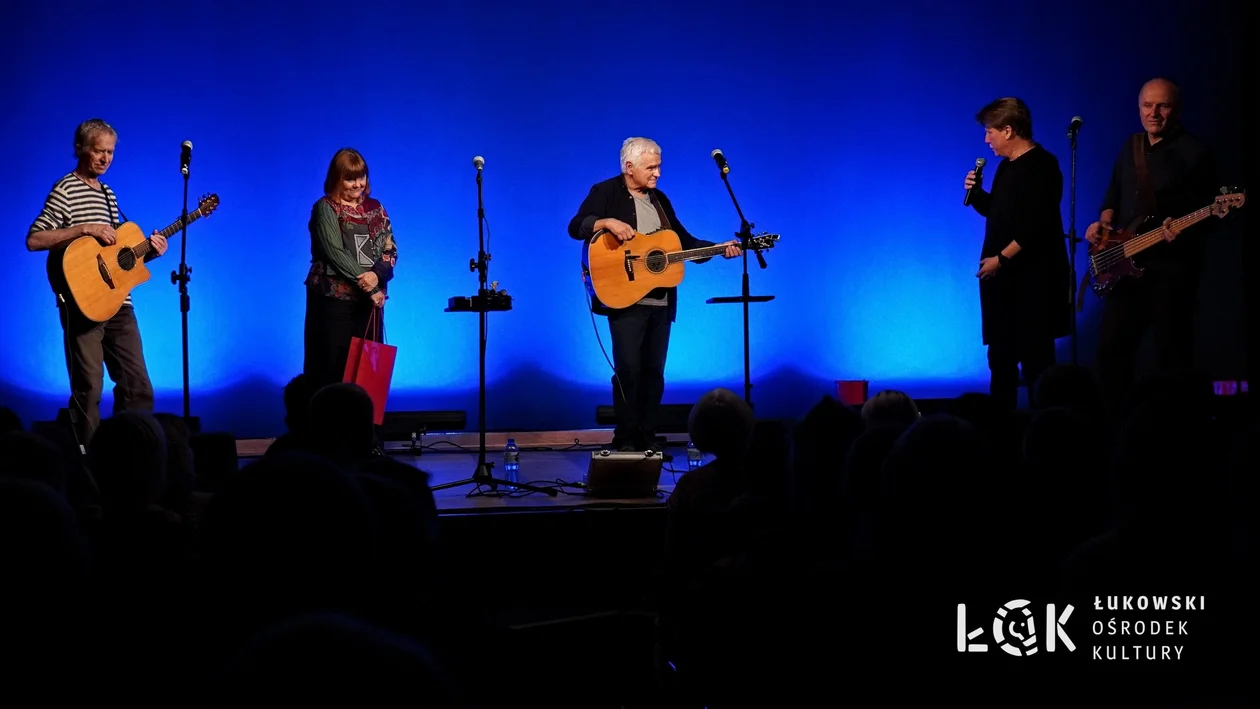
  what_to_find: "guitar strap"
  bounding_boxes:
[103,186,129,228]
[1132,133,1157,220]
[1077,136,1162,311]
[649,190,672,230]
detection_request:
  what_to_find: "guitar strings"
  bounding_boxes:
[1089,206,1214,271]
[618,244,741,269]
[601,230,771,271]
[98,217,204,270]
[112,206,212,261]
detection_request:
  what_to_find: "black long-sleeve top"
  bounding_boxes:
[1099,125,1218,268]
[968,145,1071,345]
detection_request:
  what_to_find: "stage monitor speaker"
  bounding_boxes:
[34,408,202,442]
[44,408,202,433]
[583,449,664,499]
[379,410,468,441]
[32,410,73,442]
[30,413,90,498]
[594,404,693,433]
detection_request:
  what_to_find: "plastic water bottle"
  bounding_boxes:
[503,438,520,488]
[686,441,703,471]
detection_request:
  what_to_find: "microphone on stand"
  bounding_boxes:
[180,141,192,176]
[1067,116,1083,137]
[711,148,729,175]
[472,155,485,171]
[963,157,985,206]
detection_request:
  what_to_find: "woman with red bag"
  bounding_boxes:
[303,148,398,391]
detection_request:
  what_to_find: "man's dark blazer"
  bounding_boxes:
[568,175,716,322]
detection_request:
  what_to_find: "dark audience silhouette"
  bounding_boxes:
[0,367,1252,707]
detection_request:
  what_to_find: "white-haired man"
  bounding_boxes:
[568,137,740,451]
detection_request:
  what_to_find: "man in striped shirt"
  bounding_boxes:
[26,118,169,444]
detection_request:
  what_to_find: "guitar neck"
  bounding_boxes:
[131,208,206,258]
[1123,205,1214,257]
[668,243,730,263]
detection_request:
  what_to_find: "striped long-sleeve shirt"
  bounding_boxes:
[29,172,132,307]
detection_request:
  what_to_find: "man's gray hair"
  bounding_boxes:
[620,137,661,174]
[74,118,117,159]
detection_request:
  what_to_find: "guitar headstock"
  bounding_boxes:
[197,193,221,217]
[746,232,780,250]
[1212,187,1245,217]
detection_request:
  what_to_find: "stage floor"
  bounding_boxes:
[236,428,694,514]
[382,447,688,513]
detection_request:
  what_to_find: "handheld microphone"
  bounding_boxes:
[472,155,485,170]
[963,157,985,207]
[180,140,192,176]
[1067,116,1083,137]
[711,148,729,175]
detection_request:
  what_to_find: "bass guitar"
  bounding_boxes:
[582,228,779,309]
[58,193,221,322]
[1080,188,1244,304]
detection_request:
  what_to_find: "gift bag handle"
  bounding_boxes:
[363,303,385,344]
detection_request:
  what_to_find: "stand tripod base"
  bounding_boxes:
[429,459,558,496]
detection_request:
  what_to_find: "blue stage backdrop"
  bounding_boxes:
[1,0,1244,437]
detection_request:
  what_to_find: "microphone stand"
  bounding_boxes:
[706,163,774,408]
[1066,124,1080,366]
[170,156,193,425]
[435,160,556,497]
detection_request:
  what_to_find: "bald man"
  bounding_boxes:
[1085,77,1219,414]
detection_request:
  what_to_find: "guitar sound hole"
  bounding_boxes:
[644,251,667,273]
[117,249,137,271]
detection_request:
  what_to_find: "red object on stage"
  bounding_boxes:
[835,380,869,406]
[343,309,396,425]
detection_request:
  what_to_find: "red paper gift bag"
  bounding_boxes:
[343,309,396,425]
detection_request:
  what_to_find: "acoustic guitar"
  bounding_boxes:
[582,227,779,309]
[1079,188,1244,306]
[58,193,221,322]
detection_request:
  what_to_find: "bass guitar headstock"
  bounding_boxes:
[1212,187,1246,218]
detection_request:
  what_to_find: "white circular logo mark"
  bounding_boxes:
[993,599,1039,656]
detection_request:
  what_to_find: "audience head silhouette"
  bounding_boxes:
[0,429,68,493]
[87,410,168,514]
[860,389,920,429]
[688,388,756,460]
[308,382,376,464]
